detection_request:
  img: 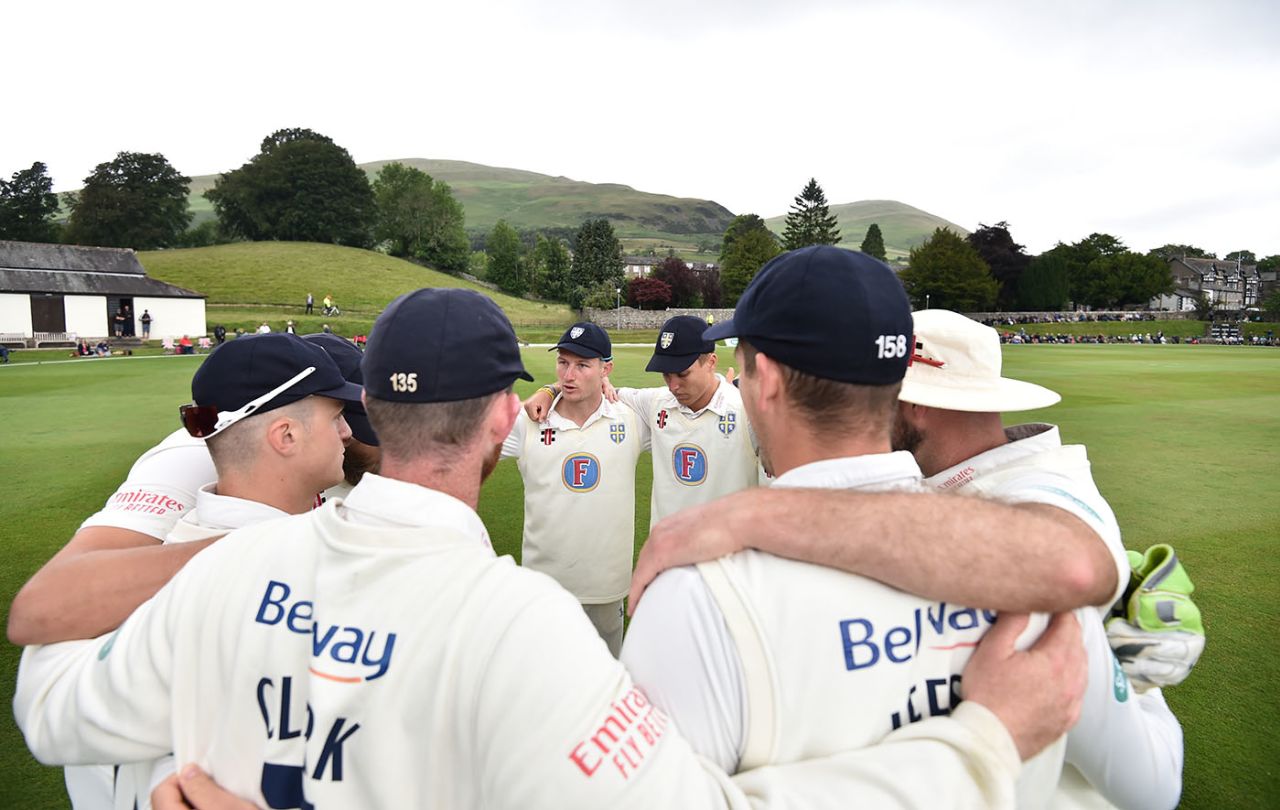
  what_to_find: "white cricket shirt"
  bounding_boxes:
[614,376,759,524]
[502,396,647,603]
[924,423,1128,608]
[16,472,1031,810]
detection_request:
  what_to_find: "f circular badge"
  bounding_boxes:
[562,453,601,492]
[672,443,708,486]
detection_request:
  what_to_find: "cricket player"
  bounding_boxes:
[525,315,759,524]
[16,288,1090,810]
[55,333,363,810]
[621,247,1182,809]
[7,337,376,651]
[500,322,646,655]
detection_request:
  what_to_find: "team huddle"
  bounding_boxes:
[10,246,1204,809]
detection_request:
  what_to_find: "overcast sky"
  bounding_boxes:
[5,0,1277,256]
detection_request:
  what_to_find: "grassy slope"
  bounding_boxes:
[765,200,971,260]
[137,242,575,333]
[2,345,1276,807]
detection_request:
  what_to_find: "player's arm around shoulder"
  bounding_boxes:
[14,534,237,766]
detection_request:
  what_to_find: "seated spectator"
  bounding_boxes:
[213,324,227,344]
[178,335,194,355]
[95,341,110,357]
[0,344,9,363]
[256,322,271,334]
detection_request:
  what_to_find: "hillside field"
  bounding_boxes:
[138,242,576,334]
[0,344,1276,807]
[766,199,971,261]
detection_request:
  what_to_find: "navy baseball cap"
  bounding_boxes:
[185,333,363,438]
[551,322,612,360]
[363,288,533,403]
[646,315,716,373]
[303,333,379,447]
[704,246,913,385]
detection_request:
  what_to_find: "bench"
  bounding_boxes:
[0,332,27,349]
[34,331,78,348]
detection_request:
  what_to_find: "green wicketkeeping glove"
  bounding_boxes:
[1106,544,1205,691]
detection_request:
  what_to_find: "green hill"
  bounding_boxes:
[765,200,970,261]
[138,242,575,335]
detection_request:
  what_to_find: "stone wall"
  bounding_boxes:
[582,307,735,330]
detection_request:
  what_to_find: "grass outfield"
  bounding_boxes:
[1,345,1277,807]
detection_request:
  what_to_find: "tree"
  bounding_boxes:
[1257,255,1280,273]
[0,162,60,243]
[531,235,572,301]
[1044,233,1128,308]
[859,223,886,261]
[1262,290,1280,318]
[650,257,700,307]
[967,222,1030,310]
[898,228,998,312]
[627,276,672,310]
[720,214,772,263]
[695,264,723,308]
[1225,250,1257,265]
[1147,244,1215,261]
[1191,291,1219,321]
[571,219,625,294]
[721,228,781,305]
[66,152,191,248]
[1088,251,1173,308]
[781,178,841,250]
[486,220,526,296]
[372,162,469,273]
[206,128,374,247]
[1017,252,1070,311]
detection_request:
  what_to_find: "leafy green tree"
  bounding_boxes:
[898,228,998,312]
[1257,255,1280,273]
[1191,291,1219,321]
[582,281,624,309]
[531,235,572,301]
[1147,244,1215,261]
[174,220,224,248]
[1089,251,1173,307]
[967,222,1030,310]
[206,128,374,247]
[721,228,781,305]
[1225,250,1257,264]
[571,219,625,291]
[1262,290,1280,317]
[651,257,700,307]
[486,220,526,296]
[0,162,60,243]
[859,223,886,261]
[1017,252,1070,311]
[720,214,772,262]
[781,178,840,250]
[66,152,191,248]
[372,162,469,273]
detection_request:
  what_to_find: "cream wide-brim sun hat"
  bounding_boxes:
[898,310,1061,413]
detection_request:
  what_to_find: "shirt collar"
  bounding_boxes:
[546,393,620,430]
[339,472,492,547]
[925,423,1060,491]
[194,483,291,531]
[772,451,923,492]
[659,375,735,417]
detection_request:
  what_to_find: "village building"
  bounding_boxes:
[1149,255,1260,313]
[0,240,205,347]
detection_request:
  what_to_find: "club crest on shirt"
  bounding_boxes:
[570,326,585,339]
[672,443,707,486]
[718,412,737,436]
[656,409,668,429]
[659,331,675,349]
[562,453,601,491]
[610,423,627,444]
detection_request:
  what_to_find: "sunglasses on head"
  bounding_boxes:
[180,366,317,438]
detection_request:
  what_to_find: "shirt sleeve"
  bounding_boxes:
[14,571,196,764]
[78,430,217,542]
[621,566,745,773]
[990,469,1128,609]
[501,413,527,460]
[614,387,657,420]
[1063,609,1184,810]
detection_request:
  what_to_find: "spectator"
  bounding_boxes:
[178,335,194,355]
[95,340,110,357]
[122,305,134,337]
[140,310,153,339]
[77,340,92,357]
[112,308,126,338]
[306,292,314,314]
[285,320,297,335]
[256,322,271,334]
[0,344,9,363]
[322,323,332,334]
[213,324,227,344]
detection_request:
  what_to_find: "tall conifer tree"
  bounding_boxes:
[781,178,841,250]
